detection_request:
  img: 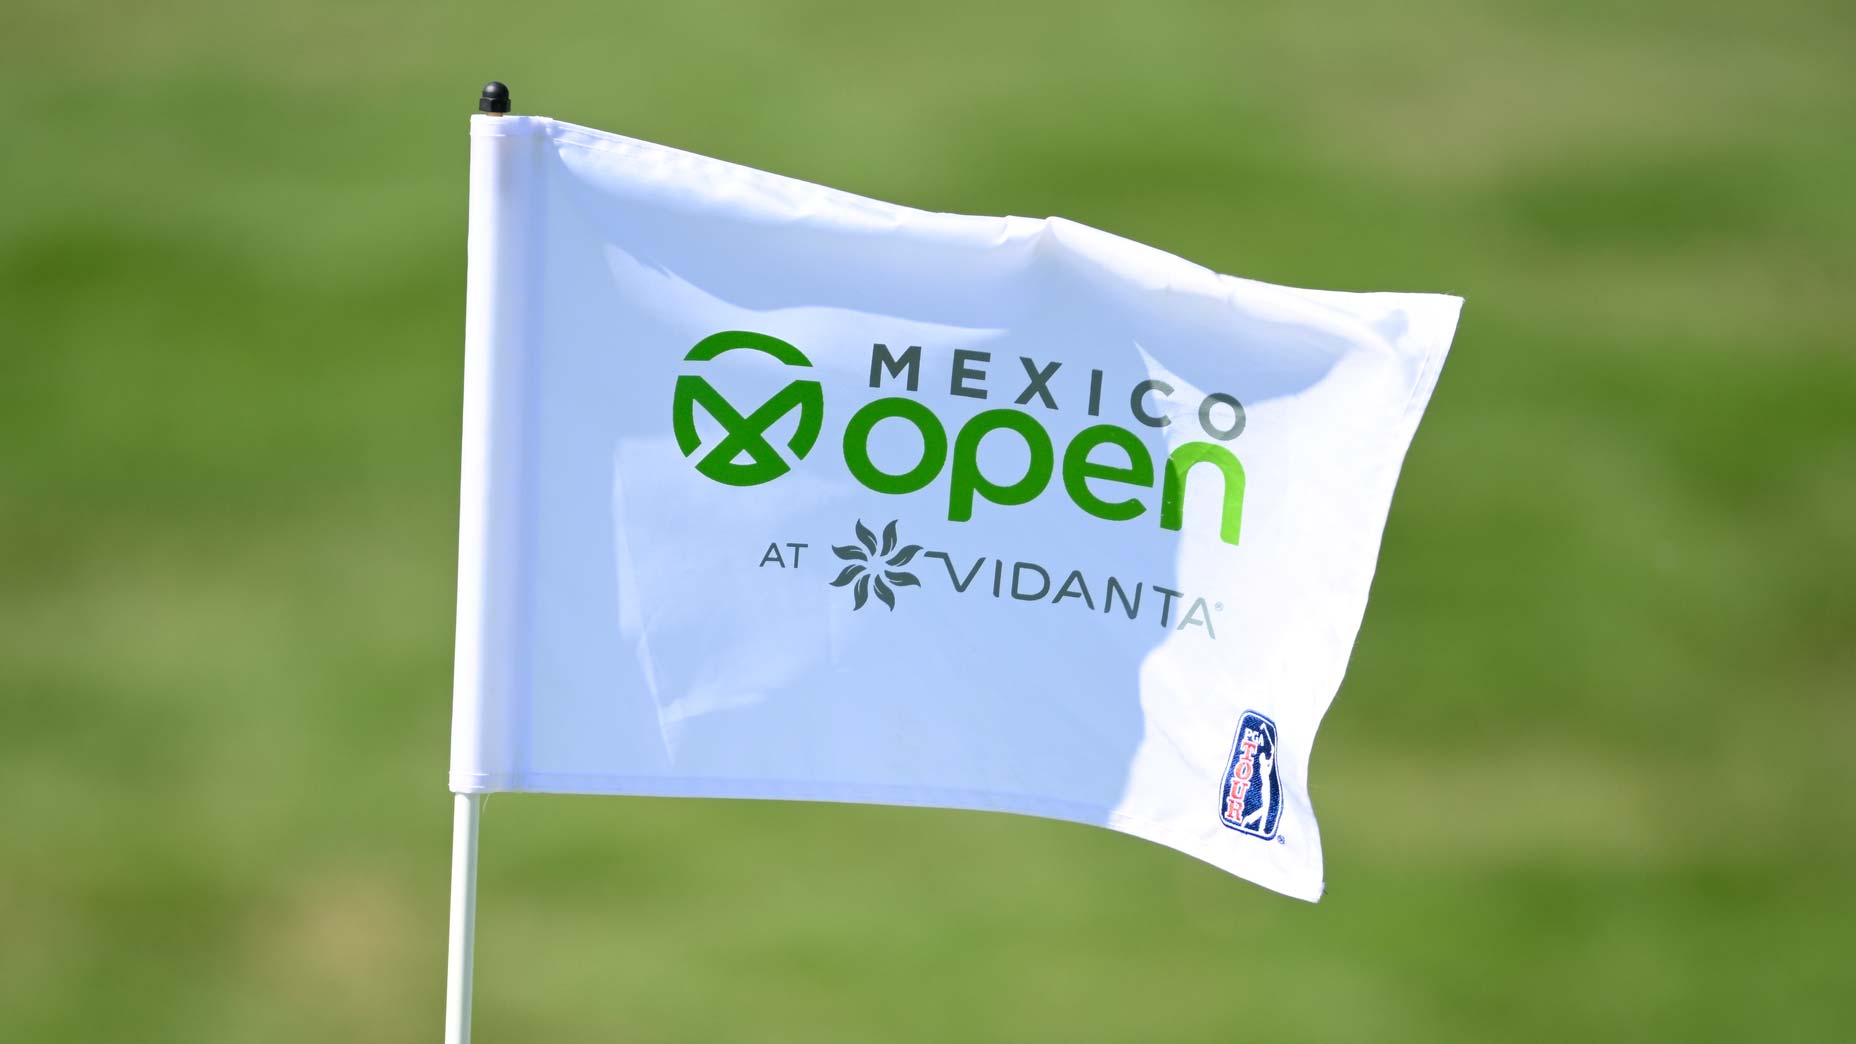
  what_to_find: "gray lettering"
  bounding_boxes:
[1130,379,1174,427]
[951,349,991,399]
[1198,393,1245,440]
[1014,357,1061,409]
[869,343,921,392]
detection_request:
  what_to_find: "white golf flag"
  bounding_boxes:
[450,113,1460,901]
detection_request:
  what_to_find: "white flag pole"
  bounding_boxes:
[445,79,512,1044]
[443,792,485,1044]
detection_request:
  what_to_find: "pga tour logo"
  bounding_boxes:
[1219,711,1282,839]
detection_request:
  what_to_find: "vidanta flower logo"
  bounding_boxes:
[829,520,922,610]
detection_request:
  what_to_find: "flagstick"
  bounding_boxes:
[443,792,485,1044]
[445,79,511,1044]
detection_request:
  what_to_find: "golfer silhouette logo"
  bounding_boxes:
[672,330,824,487]
[1219,711,1283,840]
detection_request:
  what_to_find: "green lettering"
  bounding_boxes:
[1061,424,1152,522]
[843,398,947,495]
[1161,442,1245,545]
[949,409,1054,522]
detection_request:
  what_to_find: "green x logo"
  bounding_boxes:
[673,330,824,487]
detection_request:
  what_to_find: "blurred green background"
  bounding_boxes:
[3,0,1852,1040]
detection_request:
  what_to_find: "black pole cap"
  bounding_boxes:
[479,81,511,114]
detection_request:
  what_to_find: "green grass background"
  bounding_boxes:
[3,1,1852,1040]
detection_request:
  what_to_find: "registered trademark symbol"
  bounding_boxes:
[1214,602,1223,611]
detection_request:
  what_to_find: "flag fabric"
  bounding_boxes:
[450,113,1461,901]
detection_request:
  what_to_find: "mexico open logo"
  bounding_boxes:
[672,329,1252,545]
[1220,711,1282,839]
[672,330,824,486]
